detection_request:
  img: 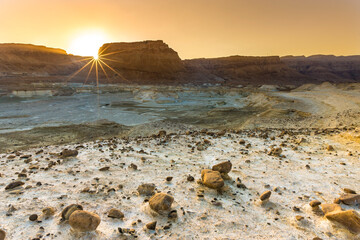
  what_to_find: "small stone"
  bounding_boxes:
[212,161,232,174]
[343,188,357,194]
[293,206,300,212]
[158,130,166,137]
[42,207,56,218]
[108,208,124,219]
[168,210,178,219]
[260,190,271,201]
[321,203,342,215]
[146,221,157,230]
[149,193,174,213]
[29,214,38,221]
[166,176,173,182]
[239,139,245,144]
[129,163,138,170]
[69,210,101,232]
[295,215,304,221]
[61,204,83,220]
[99,166,110,171]
[339,194,360,205]
[60,149,78,158]
[325,210,360,233]
[268,147,282,156]
[187,175,194,182]
[5,181,24,190]
[137,183,155,196]
[201,169,224,189]
[326,145,334,151]
[309,200,321,208]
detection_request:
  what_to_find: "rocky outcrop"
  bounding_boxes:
[97,40,184,83]
[282,55,360,83]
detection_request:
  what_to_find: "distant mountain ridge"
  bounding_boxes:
[0,41,359,87]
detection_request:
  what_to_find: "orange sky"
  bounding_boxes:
[0,0,359,59]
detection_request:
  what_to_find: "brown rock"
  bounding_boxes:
[260,190,272,201]
[5,181,24,190]
[137,183,155,196]
[321,203,342,215]
[146,221,157,230]
[42,207,56,218]
[108,208,124,219]
[325,210,360,233]
[149,193,174,212]
[268,147,282,156]
[339,194,360,205]
[29,214,38,221]
[61,204,83,220]
[326,145,334,151]
[0,229,5,240]
[201,169,224,189]
[212,161,232,174]
[309,200,321,208]
[69,210,101,232]
[344,188,357,194]
[295,215,304,221]
[60,149,78,158]
[99,166,110,171]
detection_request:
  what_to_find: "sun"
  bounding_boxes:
[68,32,107,59]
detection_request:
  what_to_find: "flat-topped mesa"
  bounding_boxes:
[0,43,85,77]
[98,40,184,73]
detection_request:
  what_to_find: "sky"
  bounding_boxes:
[0,0,359,59]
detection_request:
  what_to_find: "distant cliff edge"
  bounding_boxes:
[1,41,360,88]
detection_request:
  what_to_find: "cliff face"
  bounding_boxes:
[1,41,360,88]
[0,44,85,77]
[183,56,309,86]
[97,40,184,83]
[282,55,360,83]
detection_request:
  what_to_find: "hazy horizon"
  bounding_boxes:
[1,0,359,59]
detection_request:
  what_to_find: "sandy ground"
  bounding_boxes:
[1,128,360,240]
[1,83,360,239]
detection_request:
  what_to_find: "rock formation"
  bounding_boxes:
[1,41,360,88]
[282,55,360,83]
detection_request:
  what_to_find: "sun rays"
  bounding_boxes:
[65,51,129,86]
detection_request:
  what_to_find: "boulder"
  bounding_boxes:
[339,194,360,205]
[69,210,101,232]
[321,203,342,215]
[61,204,83,220]
[325,210,360,233]
[108,208,124,219]
[212,161,232,174]
[201,169,224,189]
[149,193,174,212]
